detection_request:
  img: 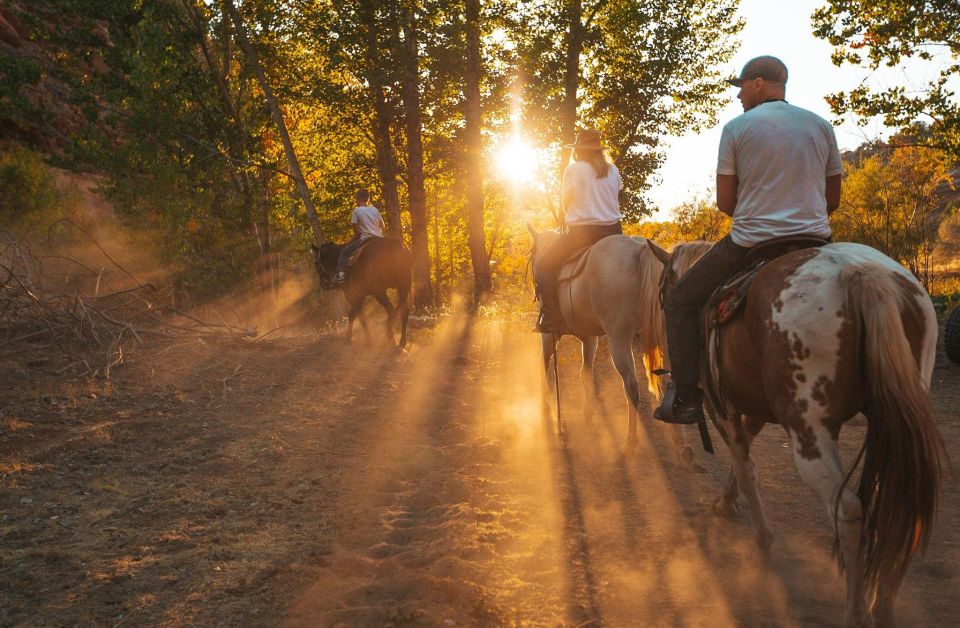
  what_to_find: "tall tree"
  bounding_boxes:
[463,0,491,302]
[222,0,325,245]
[558,0,584,180]
[813,0,960,159]
[358,0,404,238]
[400,0,433,307]
[515,0,742,219]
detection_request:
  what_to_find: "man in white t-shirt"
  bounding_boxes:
[334,188,385,284]
[654,55,843,425]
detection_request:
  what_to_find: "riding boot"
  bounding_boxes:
[654,383,705,425]
[534,273,563,334]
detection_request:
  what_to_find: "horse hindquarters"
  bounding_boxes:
[842,264,945,624]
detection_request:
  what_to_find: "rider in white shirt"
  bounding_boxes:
[334,189,385,284]
[534,128,623,333]
[654,56,843,425]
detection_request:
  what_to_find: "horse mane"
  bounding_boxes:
[634,238,669,401]
[670,240,714,275]
[635,239,714,402]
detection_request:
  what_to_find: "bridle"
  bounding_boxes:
[314,249,337,289]
[658,253,678,308]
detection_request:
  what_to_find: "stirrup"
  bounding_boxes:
[533,311,563,335]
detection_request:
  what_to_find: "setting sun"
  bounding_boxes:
[495,138,539,184]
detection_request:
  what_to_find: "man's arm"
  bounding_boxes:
[825,174,841,215]
[716,174,738,217]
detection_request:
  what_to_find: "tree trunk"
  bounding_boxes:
[432,209,443,304]
[222,0,325,245]
[463,0,491,304]
[558,0,583,188]
[359,0,403,238]
[400,0,432,307]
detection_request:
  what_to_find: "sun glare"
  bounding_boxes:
[495,138,539,184]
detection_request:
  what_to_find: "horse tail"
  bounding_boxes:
[637,243,666,401]
[841,262,945,605]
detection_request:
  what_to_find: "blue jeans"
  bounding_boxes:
[664,235,750,392]
[336,237,368,274]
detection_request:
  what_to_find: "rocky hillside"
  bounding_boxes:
[0,2,113,154]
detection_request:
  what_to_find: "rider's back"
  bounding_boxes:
[718,101,842,246]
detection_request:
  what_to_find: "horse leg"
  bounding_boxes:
[373,291,396,344]
[715,414,773,554]
[346,300,363,343]
[607,331,642,450]
[397,285,410,349]
[788,423,870,627]
[579,336,599,423]
[357,308,372,344]
[540,333,557,423]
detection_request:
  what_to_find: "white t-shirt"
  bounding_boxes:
[351,205,383,240]
[717,101,843,247]
[562,160,622,226]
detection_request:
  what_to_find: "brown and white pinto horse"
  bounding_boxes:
[646,240,946,627]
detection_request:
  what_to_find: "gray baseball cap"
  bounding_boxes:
[726,56,788,87]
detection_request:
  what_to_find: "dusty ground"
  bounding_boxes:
[1,312,958,626]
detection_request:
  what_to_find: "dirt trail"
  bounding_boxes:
[1,314,959,625]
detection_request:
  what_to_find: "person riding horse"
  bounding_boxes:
[333,188,386,286]
[654,55,843,425]
[534,128,623,334]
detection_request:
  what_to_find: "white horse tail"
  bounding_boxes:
[841,262,946,609]
[637,242,666,401]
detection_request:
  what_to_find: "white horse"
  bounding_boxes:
[529,226,690,459]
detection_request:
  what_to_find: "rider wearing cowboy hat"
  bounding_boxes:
[534,128,623,333]
[655,55,843,425]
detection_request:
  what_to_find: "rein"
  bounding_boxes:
[315,255,335,276]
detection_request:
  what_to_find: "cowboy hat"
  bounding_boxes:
[564,128,606,151]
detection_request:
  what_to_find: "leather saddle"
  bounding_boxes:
[558,245,593,284]
[347,237,378,267]
[703,235,829,330]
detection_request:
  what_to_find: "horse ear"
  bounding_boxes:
[646,239,670,265]
[526,222,537,239]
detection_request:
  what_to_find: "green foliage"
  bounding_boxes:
[3,0,747,308]
[0,55,43,125]
[812,0,960,159]
[0,148,63,228]
[513,0,743,220]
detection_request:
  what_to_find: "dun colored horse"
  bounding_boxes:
[313,238,412,348]
[529,226,690,459]
[646,239,946,627]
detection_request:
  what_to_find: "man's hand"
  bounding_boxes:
[825,174,841,215]
[716,174,738,217]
